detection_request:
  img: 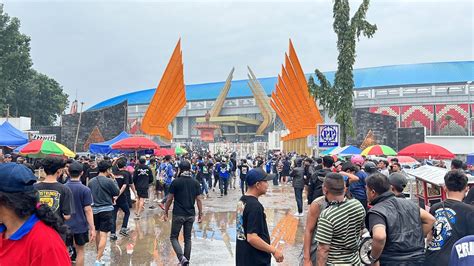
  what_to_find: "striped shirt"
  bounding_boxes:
[315,198,366,264]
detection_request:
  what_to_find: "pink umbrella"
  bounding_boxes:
[388,156,419,164]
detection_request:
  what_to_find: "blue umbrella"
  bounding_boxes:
[334,145,362,156]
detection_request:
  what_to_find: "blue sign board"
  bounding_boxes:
[318,124,339,148]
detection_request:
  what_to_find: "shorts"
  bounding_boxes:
[72,232,89,246]
[137,188,149,198]
[93,211,113,232]
[155,180,164,191]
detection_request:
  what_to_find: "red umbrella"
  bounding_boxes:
[111,137,159,150]
[398,143,455,159]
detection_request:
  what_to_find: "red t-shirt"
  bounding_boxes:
[0,217,71,266]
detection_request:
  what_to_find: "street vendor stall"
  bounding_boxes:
[406,165,474,210]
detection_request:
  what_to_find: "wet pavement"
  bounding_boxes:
[85,184,306,265]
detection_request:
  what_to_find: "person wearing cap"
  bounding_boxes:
[4,153,12,163]
[365,173,435,265]
[236,168,284,265]
[388,172,408,198]
[425,170,474,266]
[164,160,203,266]
[65,162,96,266]
[0,163,71,265]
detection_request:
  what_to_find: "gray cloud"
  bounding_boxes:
[3,0,473,109]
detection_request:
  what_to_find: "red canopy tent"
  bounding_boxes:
[154,148,175,157]
[398,143,455,159]
[111,137,159,150]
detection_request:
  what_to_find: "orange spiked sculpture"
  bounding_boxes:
[270,40,323,153]
[141,40,186,140]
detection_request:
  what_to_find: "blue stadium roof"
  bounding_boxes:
[88,61,474,111]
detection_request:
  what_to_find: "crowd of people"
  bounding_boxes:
[0,150,473,265]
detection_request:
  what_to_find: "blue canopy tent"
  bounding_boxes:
[467,153,474,165]
[0,121,28,146]
[89,131,130,154]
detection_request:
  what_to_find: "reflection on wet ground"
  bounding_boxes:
[85,185,305,265]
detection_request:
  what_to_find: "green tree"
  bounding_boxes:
[0,4,68,126]
[309,0,377,145]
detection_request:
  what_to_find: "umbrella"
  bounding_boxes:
[111,137,159,150]
[398,143,455,159]
[175,146,188,155]
[331,145,362,156]
[320,146,339,156]
[17,140,75,158]
[388,156,419,164]
[361,145,397,156]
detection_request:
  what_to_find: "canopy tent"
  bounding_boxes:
[467,153,474,165]
[320,146,339,156]
[0,121,28,146]
[89,131,130,154]
[330,145,362,156]
[111,136,159,150]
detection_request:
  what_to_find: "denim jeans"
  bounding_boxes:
[161,183,171,204]
[170,215,195,261]
[201,178,209,194]
[294,187,304,214]
[112,201,130,234]
[273,172,279,186]
[240,178,248,195]
[219,177,229,195]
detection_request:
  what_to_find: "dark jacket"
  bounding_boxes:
[367,191,425,264]
[290,167,305,189]
[309,168,330,200]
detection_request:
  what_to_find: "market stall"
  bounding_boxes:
[406,165,474,210]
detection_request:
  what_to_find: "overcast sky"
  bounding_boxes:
[3,0,473,109]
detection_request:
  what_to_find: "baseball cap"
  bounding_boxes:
[246,168,275,186]
[68,162,84,175]
[364,162,378,174]
[388,173,408,192]
[0,163,37,193]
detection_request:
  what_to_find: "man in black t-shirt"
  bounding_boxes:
[236,168,284,266]
[238,159,250,195]
[83,160,99,186]
[35,156,73,222]
[110,159,131,240]
[164,160,202,266]
[133,157,153,219]
[425,170,474,266]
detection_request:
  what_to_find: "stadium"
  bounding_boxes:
[89,61,474,146]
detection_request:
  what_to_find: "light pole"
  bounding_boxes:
[73,102,85,153]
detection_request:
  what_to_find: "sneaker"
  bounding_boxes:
[149,205,156,209]
[179,256,189,266]
[153,199,159,202]
[293,212,301,217]
[134,215,141,220]
[110,234,118,241]
[119,228,129,237]
[298,212,304,217]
